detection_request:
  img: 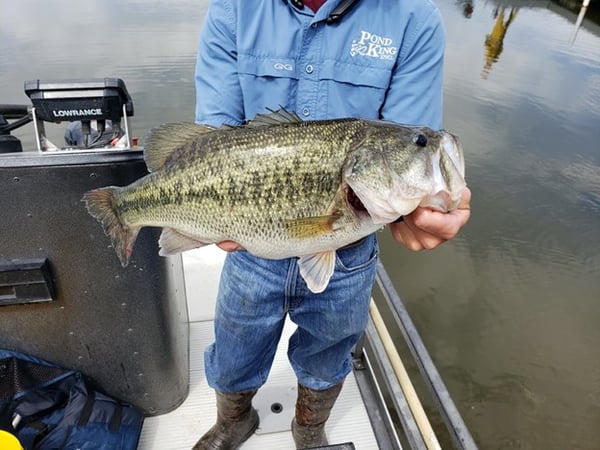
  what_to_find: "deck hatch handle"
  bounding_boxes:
[0,258,55,306]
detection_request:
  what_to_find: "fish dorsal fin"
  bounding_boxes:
[284,214,341,239]
[245,107,303,128]
[144,122,215,171]
[298,251,336,293]
[158,227,210,255]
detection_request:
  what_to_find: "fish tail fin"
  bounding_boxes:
[82,187,140,267]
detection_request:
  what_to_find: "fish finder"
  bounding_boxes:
[24,78,134,152]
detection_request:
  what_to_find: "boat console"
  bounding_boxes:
[0,78,134,152]
[0,78,189,416]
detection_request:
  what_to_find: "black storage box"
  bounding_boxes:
[0,150,189,415]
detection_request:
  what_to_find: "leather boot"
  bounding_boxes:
[193,390,259,450]
[292,382,343,449]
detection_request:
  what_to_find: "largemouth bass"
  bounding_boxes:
[82,109,466,293]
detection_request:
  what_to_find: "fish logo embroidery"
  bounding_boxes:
[350,30,397,61]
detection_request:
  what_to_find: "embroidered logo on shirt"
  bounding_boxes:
[273,62,294,71]
[350,31,397,60]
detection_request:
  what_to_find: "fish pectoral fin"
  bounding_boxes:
[158,228,210,256]
[298,251,336,294]
[285,214,341,239]
[144,122,215,171]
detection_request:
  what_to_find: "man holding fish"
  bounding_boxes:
[192,1,471,449]
[81,0,470,448]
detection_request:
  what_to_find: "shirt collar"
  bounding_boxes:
[283,0,358,24]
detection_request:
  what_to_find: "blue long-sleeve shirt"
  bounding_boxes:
[195,0,445,129]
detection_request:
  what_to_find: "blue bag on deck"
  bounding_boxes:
[0,350,143,450]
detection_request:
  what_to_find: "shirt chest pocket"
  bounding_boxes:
[318,61,393,119]
[237,55,299,115]
[236,55,394,120]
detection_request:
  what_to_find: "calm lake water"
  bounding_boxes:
[1,0,599,448]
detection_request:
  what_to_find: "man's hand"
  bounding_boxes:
[216,241,244,252]
[389,187,471,251]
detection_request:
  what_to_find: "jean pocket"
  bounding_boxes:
[335,235,378,272]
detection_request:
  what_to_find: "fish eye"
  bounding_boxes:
[413,134,428,147]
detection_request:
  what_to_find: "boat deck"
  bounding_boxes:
[139,320,379,449]
[138,248,380,449]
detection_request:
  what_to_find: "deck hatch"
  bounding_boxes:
[0,258,55,306]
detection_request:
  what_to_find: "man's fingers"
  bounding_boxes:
[389,187,471,251]
[216,240,244,252]
[390,220,446,251]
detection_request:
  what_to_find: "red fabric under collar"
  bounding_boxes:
[304,0,327,12]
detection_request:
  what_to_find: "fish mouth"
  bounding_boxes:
[420,190,454,213]
[346,185,371,219]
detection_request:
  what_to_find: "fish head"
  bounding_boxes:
[343,123,466,224]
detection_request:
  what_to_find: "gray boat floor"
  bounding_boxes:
[138,249,379,449]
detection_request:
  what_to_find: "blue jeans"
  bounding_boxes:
[204,233,379,392]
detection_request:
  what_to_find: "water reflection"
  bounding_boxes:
[385,0,600,448]
[456,0,475,18]
[481,7,519,79]
[449,0,600,80]
[571,0,592,43]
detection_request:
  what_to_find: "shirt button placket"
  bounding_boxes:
[299,20,319,119]
[303,64,313,117]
